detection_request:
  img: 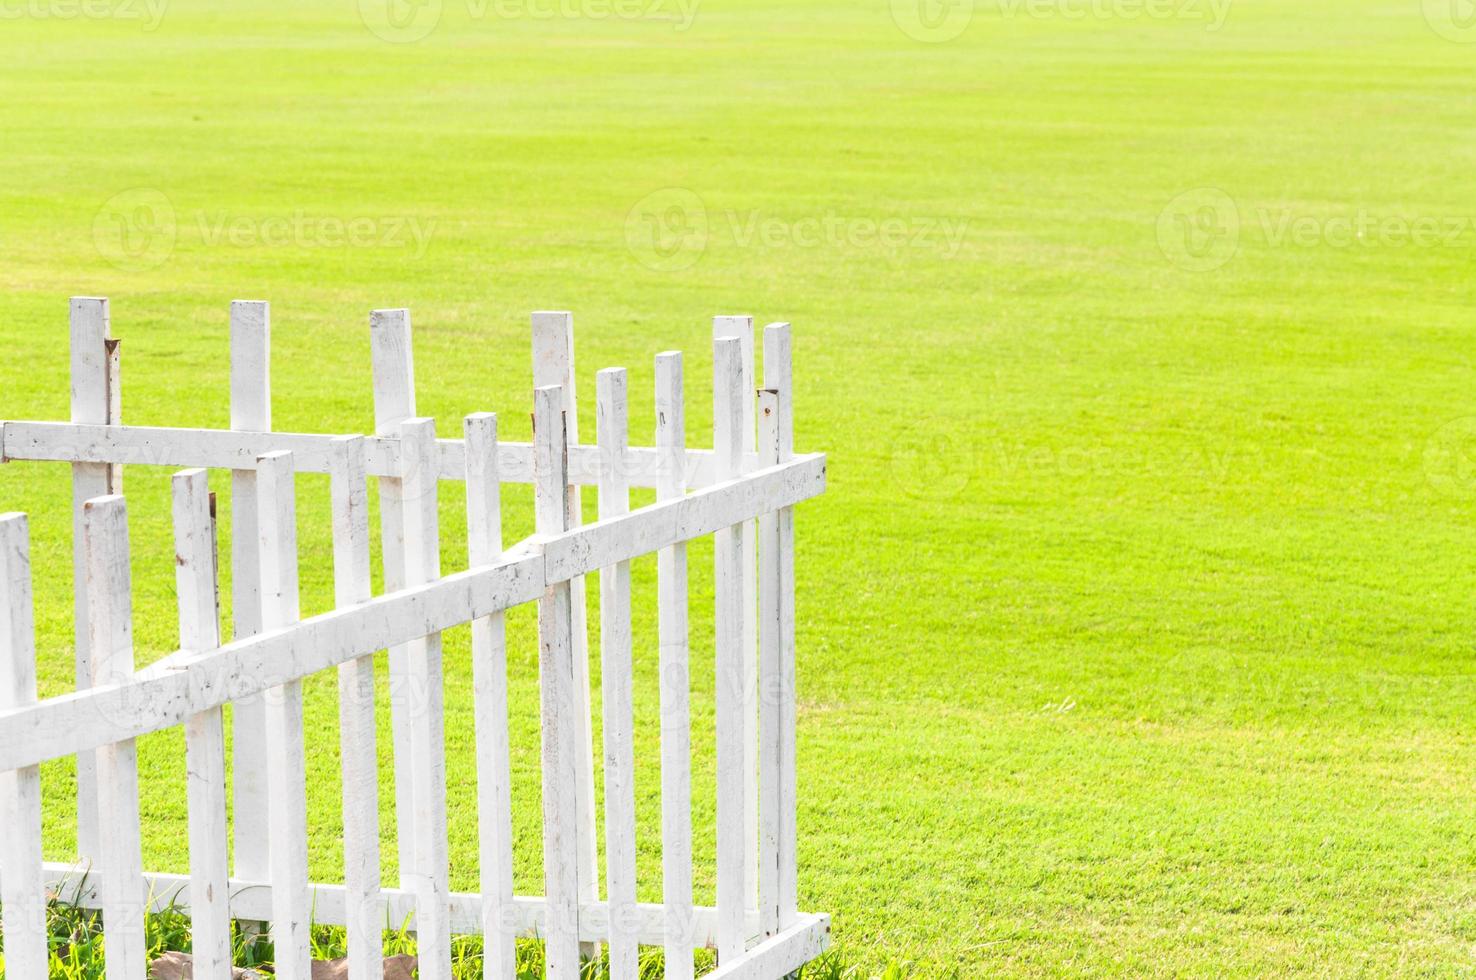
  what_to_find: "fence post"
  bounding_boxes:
[654,351,695,980]
[399,417,452,980]
[370,308,420,882]
[763,323,798,930]
[533,384,582,980]
[596,368,639,979]
[230,299,273,892]
[257,451,310,980]
[531,311,599,941]
[0,513,47,979]
[713,337,748,962]
[71,295,117,862]
[713,315,759,917]
[465,412,517,980]
[328,436,383,980]
[84,494,146,980]
[172,469,232,980]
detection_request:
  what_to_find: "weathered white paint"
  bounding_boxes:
[400,418,453,980]
[84,494,146,980]
[1,420,761,489]
[328,436,383,980]
[257,451,311,980]
[0,513,46,979]
[764,323,799,929]
[714,315,760,918]
[70,295,115,862]
[172,470,232,980]
[704,914,831,980]
[756,391,782,940]
[596,368,638,980]
[713,336,748,963]
[465,412,517,980]
[654,351,695,980]
[229,299,272,892]
[3,306,829,979]
[531,312,599,936]
[371,307,420,881]
[533,385,582,980]
[0,455,821,775]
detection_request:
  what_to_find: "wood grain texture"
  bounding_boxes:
[229,299,271,890]
[371,307,420,881]
[257,451,310,980]
[531,312,599,935]
[0,513,46,979]
[654,351,695,980]
[329,436,383,980]
[596,368,638,980]
[172,470,232,980]
[70,295,114,862]
[84,494,146,980]
[534,385,582,980]
[465,412,517,980]
[400,418,452,980]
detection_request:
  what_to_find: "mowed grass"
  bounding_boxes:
[4,0,1476,974]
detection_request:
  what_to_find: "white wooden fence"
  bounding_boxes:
[0,298,829,979]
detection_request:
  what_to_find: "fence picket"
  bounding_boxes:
[172,469,232,980]
[531,312,599,933]
[370,308,420,881]
[71,295,116,861]
[329,436,383,980]
[596,368,639,979]
[84,494,146,980]
[713,316,759,917]
[229,299,272,891]
[763,323,798,929]
[0,513,47,979]
[654,351,695,980]
[713,337,748,962]
[756,391,781,939]
[534,385,581,980]
[257,451,311,980]
[465,412,517,980]
[400,417,453,980]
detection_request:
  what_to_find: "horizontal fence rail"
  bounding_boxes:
[0,299,831,980]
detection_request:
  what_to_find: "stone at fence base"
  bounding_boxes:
[148,951,417,979]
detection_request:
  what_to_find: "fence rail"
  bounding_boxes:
[0,299,829,980]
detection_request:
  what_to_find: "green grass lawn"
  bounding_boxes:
[5,0,1476,974]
